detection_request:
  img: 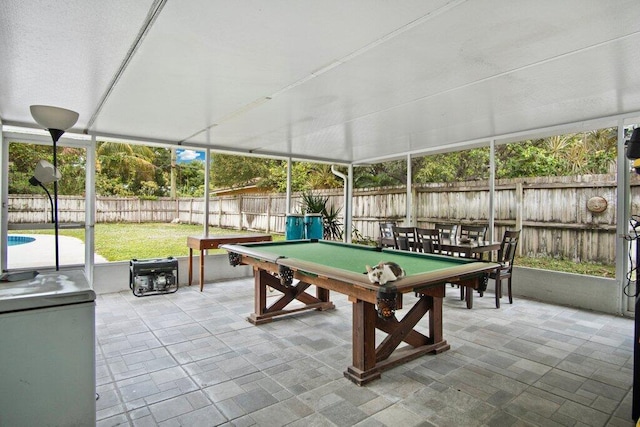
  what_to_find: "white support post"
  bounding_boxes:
[84,135,96,284]
[286,158,292,214]
[616,120,631,314]
[346,164,354,243]
[204,148,211,236]
[489,140,496,242]
[0,120,7,272]
[330,165,347,242]
[406,153,412,225]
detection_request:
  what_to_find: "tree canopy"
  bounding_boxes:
[8,143,86,195]
[7,128,620,197]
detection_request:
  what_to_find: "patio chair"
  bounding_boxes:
[378,222,396,248]
[459,224,487,241]
[489,230,521,308]
[458,224,488,258]
[435,223,458,255]
[392,226,417,251]
[435,223,458,240]
[415,227,440,253]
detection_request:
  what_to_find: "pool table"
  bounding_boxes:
[222,239,498,385]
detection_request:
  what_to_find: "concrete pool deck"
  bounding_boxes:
[7,234,107,269]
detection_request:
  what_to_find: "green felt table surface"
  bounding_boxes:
[239,240,475,276]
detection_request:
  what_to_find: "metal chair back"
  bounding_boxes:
[392,226,417,251]
[460,225,487,241]
[497,230,520,266]
[379,222,396,247]
[435,223,458,240]
[415,227,440,253]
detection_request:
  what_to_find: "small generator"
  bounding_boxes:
[129,257,179,297]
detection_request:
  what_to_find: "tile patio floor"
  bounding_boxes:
[95,278,636,427]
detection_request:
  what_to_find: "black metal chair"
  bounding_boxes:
[415,227,440,253]
[489,230,521,308]
[458,225,488,259]
[459,224,487,242]
[435,223,457,255]
[435,223,458,240]
[392,226,417,251]
[378,222,396,248]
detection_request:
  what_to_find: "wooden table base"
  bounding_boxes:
[344,287,449,386]
[248,269,335,325]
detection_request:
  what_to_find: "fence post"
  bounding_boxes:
[515,182,523,255]
[266,194,271,233]
[411,186,418,227]
[43,196,49,223]
[238,195,243,229]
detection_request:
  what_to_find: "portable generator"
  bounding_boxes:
[129,257,178,297]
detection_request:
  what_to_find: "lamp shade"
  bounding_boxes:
[30,105,79,131]
[32,159,61,184]
[626,128,640,160]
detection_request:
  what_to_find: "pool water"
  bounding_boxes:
[8,235,36,246]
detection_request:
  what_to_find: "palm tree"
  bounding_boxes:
[306,164,342,189]
[96,142,157,193]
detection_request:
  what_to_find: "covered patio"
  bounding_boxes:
[2,2,640,275]
[2,1,640,426]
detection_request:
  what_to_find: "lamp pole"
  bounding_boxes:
[49,129,64,270]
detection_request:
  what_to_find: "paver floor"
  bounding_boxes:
[95,278,636,426]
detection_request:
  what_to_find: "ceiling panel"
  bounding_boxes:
[92,0,449,143]
[1,0,640,164]
[0,0,156,131]
[182,0,640,162]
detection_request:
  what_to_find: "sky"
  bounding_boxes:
[176,149,205,163]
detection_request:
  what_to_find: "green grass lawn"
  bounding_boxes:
[515,255,615,278]
[15,223,283,262]
[13,223,615,276]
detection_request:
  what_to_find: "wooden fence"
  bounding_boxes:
[8,174,637,264]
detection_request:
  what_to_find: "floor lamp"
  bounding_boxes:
[29,160,60,224]
[29,105,79,271]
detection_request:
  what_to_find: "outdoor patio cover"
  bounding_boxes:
[1,0,640,164]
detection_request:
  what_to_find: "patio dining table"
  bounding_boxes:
[438,238,501,260]
[438,237,501,309]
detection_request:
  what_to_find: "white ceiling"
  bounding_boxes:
[2,0,640,164]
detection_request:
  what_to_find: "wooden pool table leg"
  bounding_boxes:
[317,287,330,304]
[344,299,381,385]
[429,293,444,343]
[345,287,450,386]
[254,269,268,320]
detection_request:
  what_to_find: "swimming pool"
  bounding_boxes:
[8,235,36,246]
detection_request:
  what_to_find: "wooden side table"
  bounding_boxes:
[187,234,272,291]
